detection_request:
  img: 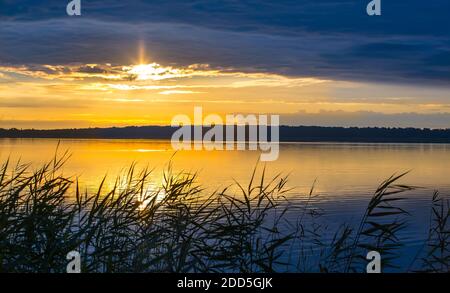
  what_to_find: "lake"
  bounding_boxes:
[1,138,449,271]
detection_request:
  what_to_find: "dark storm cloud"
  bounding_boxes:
[77,65,109,74]
[0,0,449,85]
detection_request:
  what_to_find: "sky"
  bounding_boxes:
[0,0,449,129]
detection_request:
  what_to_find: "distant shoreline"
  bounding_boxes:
[1,125,450,143]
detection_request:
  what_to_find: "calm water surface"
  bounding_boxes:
[2,138,449,270]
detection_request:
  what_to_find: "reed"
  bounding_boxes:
[0,153,448,273]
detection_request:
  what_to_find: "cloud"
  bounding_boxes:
[0,61,330,90]
[2,1,449,37]
[0,72,9,80]
[1,0,449,129]
[0,64,125,80]
[0,96,86,108]
[101,98,145,103]
[0,0,449,86]
[281,110,450,129]
[158,90,204,95]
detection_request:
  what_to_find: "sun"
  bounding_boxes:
[124,63,184,81]
[125,41,187,81]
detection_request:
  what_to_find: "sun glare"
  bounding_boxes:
[125,63,181,81]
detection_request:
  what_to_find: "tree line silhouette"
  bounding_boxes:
[1,125,450,143]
